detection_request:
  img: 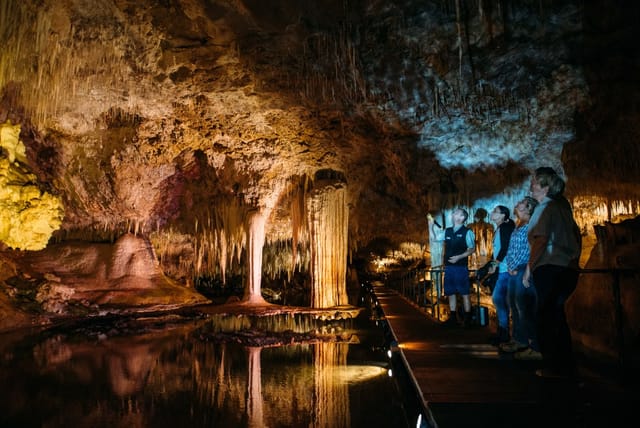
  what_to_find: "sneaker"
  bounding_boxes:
[515,348,543,360]
[500,341,527,353]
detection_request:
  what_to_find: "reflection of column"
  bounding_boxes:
[307,179,349,308]
[215,344,227,409]
[104,342,156,396]
[312,342,350,428]
[244,210,267,303]
[246,347,264,428]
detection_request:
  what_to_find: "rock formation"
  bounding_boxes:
[0,1,638,345]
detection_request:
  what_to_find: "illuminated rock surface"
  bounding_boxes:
[0,121,64,250]
[0,1,638,336]
[1,234,209,331]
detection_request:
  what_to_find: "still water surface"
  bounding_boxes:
[0,309,414,427]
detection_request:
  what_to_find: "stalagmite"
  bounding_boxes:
[307,175,349,308]
[243,209,268,304]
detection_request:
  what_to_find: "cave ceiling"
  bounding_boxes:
[1,0,639,258]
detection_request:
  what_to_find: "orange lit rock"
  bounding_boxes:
[5,234,209,321]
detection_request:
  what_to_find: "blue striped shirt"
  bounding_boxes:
[505,223,530,271]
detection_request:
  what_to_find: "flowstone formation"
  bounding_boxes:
[0,121,63,250]
[2,233,209,329]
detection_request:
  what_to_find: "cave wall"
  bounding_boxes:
[0,0,638,319]
[568,216,640,367]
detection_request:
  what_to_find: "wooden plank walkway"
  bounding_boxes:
[372,283,639,427]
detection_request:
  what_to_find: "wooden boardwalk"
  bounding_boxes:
[372,283,638,427]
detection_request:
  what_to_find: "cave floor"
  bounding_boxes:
[373,284,639,428]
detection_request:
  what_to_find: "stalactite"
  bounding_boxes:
[291,179,310,276]
[218,228,228,282]
[455,0,463,91]
[194,199,247,282]
[572,196,640,234]
[461,0,477,89]
[0,1,146,127]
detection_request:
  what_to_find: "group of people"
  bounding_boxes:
[428,167,582,378]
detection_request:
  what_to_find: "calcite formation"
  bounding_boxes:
[0,121,64,250]
[0,1,638,338]
[11,233,209,310]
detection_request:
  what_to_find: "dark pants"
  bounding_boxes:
[532,264,579,373]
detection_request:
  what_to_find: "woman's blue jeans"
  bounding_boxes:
[507,265,538,349]
[491,272,511,329]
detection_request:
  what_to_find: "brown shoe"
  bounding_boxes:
[499,341,527,353]
[515,348,543,360]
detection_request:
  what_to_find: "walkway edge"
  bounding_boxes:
[371,287,439,428]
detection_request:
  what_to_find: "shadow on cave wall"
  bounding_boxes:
[563,1,640,199]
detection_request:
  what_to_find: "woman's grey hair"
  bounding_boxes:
[548,173,566,197]
[534,167,565,197]
[523,196,539,215]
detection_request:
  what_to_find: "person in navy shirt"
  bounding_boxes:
[437,208,476,327]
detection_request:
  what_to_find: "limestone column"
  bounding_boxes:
[307,177,349,308]
[243,209,267,304]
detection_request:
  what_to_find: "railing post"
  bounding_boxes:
[416,269,427,308]
[474,269,481,324]
[413,270,417,302]
[435,270,440,320]
[611,270,625,372]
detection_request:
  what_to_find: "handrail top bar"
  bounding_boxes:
[578,268,638,274]
[417,267,639,274]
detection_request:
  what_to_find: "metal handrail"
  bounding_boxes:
[388,266,639,371]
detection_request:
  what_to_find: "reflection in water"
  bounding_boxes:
[205,312,356,334]
[313,342,349,428]
[0,316,407,427]
[247,347,264,428]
